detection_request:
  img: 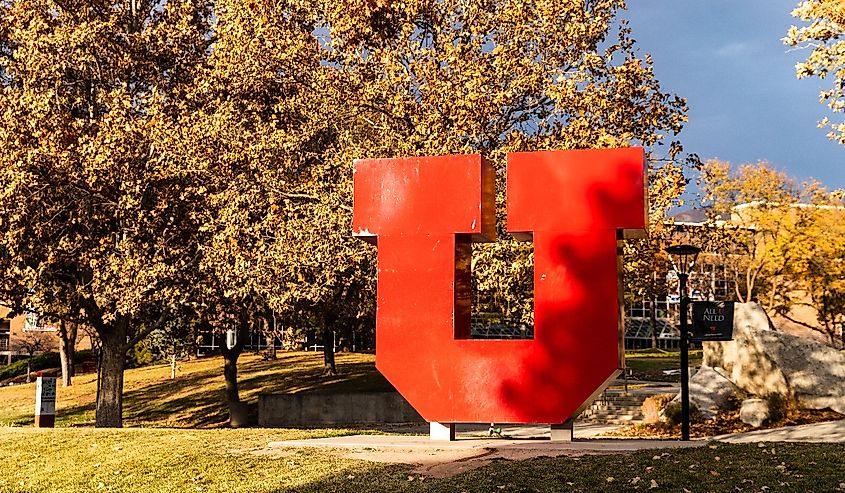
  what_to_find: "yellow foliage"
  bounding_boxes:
[699,160,845,344]
[785,0,845,144]
[0,0,692,420]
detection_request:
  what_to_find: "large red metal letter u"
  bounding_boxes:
[353,149,646,424]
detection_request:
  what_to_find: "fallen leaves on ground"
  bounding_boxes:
[606,408,844,439]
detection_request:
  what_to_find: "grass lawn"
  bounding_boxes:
[1,428,844,492]
[625,348,703,382]
[2,350,845,491]
[0,352,392,428]
[0,348,701,427]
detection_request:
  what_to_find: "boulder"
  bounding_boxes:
[688,366,740,418]
[740,398,770,427]
[704,302,845,414]
[670,366,739,419]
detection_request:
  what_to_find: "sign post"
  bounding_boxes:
[665,244,701,441]
[34,372,56,428]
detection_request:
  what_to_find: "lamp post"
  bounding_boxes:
[665,244,701,441]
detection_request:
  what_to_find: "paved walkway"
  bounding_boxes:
[269,434,701,453]
[265,420,845,478]
[268,430,699,478]
[714,419,845,443]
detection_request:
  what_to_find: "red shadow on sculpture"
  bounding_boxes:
[352,149,646,424]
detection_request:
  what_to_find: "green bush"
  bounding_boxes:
[0,351,61,382]
[663,401,704,425]
[73,349,93,364]
[126,339,157,368]
[766,393,790,423]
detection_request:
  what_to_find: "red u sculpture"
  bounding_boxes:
[353,149,646,428]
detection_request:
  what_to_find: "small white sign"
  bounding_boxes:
[35,376,57,416]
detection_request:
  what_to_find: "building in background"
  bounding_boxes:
[0,310,22,364]
[625,202,845,349]
[624,209,735,350]
[0,307,92,365]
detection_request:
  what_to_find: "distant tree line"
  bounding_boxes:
[696,160,845,346]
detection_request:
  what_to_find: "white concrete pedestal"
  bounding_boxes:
[550,419,574,441]
[430,422,456,441]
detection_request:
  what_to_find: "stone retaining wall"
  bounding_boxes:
[258,391,424,427]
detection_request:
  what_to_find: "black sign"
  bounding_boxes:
[691,301,734,341]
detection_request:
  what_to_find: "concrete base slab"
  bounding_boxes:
[453,422,627,440]
[550,420,574,441]
[267,433,703,478]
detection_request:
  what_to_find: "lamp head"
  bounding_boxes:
[665,244,701,276]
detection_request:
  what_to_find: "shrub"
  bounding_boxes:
[766,393,790,423]
[0,351,61,382]
[73,349,94,364]
[642,393,676,423]
[126,339,157,368]
[722,392,744,412]
[663,401,703,425]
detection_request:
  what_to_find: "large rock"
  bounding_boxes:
[689,366,740,418]
[671,366,739,419]
[704,302,845,414]
[740,398,770,427]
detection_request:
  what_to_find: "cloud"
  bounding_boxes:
[714,42,755,58]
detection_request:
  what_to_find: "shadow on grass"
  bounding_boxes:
[127,352,391,428]
[120,362,230,428]
[239,355,394,395]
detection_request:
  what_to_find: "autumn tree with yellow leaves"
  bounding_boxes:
[170,0,693,381]
[0,0,692,426]
[699,161,804,305]
[699,160,845,346]
[0,0,215,427]
[785,0,845,144]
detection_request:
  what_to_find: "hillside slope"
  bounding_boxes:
[0,352,390,427]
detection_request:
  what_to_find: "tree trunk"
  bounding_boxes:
[58,321,78,387]
[222,349,240,404]
[649,301,659,349]
[170,354,177,380]
[25,356,32,383]
[219,320,249,427]
[265,314,277,360]
[95,322,127,428]
[322,327,336,376]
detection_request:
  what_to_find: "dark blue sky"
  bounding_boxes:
[624,0,844,188]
